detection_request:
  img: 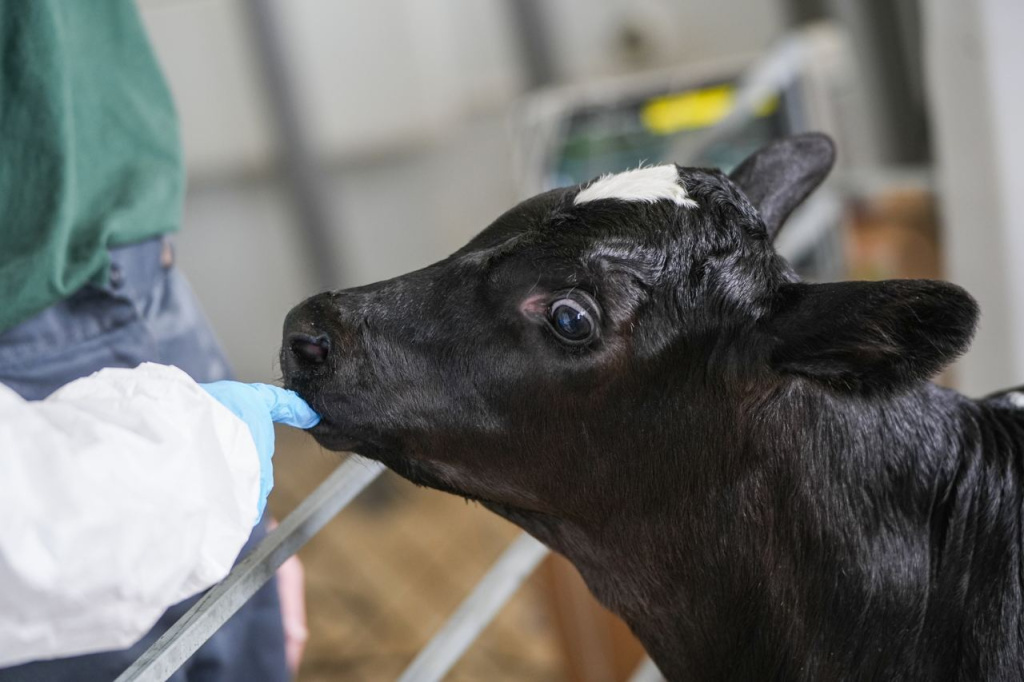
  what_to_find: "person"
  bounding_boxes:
[0,364,319,669]
[0,1,305,679]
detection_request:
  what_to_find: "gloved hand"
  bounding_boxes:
[200,382,320,523]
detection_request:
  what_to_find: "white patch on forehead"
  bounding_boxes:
[573,164,698,208]
[1008,392,1024,409]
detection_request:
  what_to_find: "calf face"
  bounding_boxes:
[283,151,767,515]
[282,134,975,525]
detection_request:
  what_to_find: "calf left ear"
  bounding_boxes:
[729,133,835,240]
[768,279,978,393]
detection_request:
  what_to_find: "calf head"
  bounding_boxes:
[281,133,977,544]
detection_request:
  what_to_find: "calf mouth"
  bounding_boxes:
[282,384,377,455]
[284,373,527,513]
[305,413,504,508]
[282,376,460,491]
[304,417,361,453]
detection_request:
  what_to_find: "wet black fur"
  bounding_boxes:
[282,134,1024,681]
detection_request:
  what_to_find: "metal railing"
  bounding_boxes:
[115,456,550,682]
[115,457,385,681]
[397,534,548,682]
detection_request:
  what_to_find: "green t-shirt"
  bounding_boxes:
[0,0,183,332]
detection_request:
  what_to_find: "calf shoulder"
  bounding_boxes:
[920,390,1024,681]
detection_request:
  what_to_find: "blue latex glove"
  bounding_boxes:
[200,382,320,523]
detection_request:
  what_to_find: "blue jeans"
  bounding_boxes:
[0,237,288,682]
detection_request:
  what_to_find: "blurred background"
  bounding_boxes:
[135,0,1024,679]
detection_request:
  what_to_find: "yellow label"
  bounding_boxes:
[641,85,779,135]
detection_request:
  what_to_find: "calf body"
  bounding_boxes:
[282,134,1024,680]
[571,382,1024,681]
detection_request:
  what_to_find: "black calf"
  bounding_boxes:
[283,134,1024,681]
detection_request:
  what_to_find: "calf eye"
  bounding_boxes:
[548,298,596,344]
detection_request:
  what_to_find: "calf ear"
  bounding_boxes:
[729,133,835,240]
[768,280,978,393]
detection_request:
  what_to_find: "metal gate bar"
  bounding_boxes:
[397,534,549,682]
[114,456,385,682]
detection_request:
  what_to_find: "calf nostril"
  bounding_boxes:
[289,333,331,364]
